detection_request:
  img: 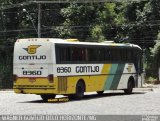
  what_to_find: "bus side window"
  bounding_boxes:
[70,47,87,62]
[56,46,64,63]
[116,48,121,62]
[78,48,85,61]
[105,49,111,62]
[85,48,89,62]
[127,49,132,62]
[112,49,118,62]
[89,48,96,62]
[123,49,128,62]
[71,47,78,61]
[97,48,104,62]
[62,48,66,62]
[66,47,71,62]
[120,49,123,62]
[56,46,69,63]
[133,50,139,73]
[55,46,60,63]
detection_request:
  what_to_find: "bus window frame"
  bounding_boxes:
[55,43,141,64]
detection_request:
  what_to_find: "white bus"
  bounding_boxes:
[13,38,143,101]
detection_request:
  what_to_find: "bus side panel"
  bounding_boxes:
[60,75,108,94]
[65,63,134,93]
[117,63,136,89]
[66,64,111,93]
[66,76,103,93]
[103,64,125,90]
[90,75,108,92]
[65,63,122,93]
[102,63,138,90]
[67,76,89,93]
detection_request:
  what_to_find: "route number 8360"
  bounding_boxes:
[57,67,71,73]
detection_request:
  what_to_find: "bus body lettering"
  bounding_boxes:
[57,67,71,73]
[23,70,42,75]
[19,55,46,60]
[76,66,99,73]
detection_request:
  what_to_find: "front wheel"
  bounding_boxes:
[40,94,56,102]
[124,79,134,94]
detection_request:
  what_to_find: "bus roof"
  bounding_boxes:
[17,38,142,50]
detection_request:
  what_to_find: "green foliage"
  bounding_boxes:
[151,32,160,63]
[90,25,105,42]
[54,3,97,39]
[54,2,128,42]
[146,32,160,79]
[0,43,13,89]
[151,42,160,60]
[157,32,160,40]
[123,1,160,47]
[145,76,157,84]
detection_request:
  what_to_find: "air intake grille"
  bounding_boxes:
[58,77,67,92]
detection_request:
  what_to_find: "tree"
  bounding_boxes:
[148,32,160,79]
[54,2,127,42]
[124,0,160,47]
[54,3,96,40]
[151,32,160,65]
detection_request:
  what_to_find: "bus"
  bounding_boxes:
[13,38,143,101]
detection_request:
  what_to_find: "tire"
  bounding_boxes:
[69,81,85,100]
[124,79,134,94]
[40,94,56,102]
[97,91,104,96]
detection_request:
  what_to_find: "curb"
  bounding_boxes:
[0,89,13,93]
[134,88,153,92]
[0,89,13,91]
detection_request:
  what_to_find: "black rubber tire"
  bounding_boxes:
[40,94,56,102]
[69,81,85,100]
[124,80,134,94]
[97,91,104,96]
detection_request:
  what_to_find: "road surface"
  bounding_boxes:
[0,85,160,115]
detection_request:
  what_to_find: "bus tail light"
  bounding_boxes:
[48,74,54,83]
[13,75,18,82]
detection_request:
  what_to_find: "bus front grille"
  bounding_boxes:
[58,77,67,92]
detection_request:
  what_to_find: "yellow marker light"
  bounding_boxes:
[66,39,79,42]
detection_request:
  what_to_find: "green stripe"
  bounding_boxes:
[104,64,125,90]
[110,64,125,89]
[104,64,118,90]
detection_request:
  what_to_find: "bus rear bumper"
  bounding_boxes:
[13,88,72,95]
[14,88,55,94]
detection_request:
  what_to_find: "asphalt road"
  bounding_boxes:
[0,85,160,115]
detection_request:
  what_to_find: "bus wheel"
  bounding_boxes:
[70,81,85,100]
[97,91,104,96]
[124,78,134,94]
[40,94,56,102]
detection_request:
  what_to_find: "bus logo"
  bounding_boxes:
[23,45,41,54]
[127,65,132,72]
